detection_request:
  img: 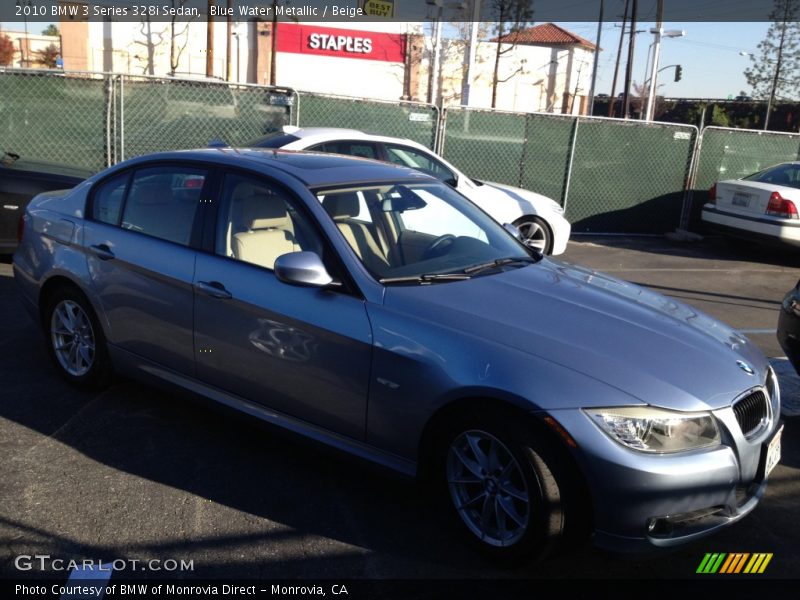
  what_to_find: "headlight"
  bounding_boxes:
[549,203,565,215]
[585,406,720,453]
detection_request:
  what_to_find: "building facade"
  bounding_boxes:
[27,3,596,114]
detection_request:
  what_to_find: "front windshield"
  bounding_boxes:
[314,181,533,281]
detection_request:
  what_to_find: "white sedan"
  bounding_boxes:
[702,162,800,247]
[250,127,571,255]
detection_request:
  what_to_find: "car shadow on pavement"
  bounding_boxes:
[569,234,800,270]
[0,273,797,579]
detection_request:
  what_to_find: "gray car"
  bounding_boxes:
[13,149,782,562]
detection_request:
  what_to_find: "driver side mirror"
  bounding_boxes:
[444,176,458,188]
[274,251,336,288]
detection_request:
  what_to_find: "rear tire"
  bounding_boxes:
[433,411,568,564]
[43,286,113,389]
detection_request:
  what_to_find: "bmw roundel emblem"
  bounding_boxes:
[736,360,755,375]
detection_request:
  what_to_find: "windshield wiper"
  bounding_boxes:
[379,273,472,285]
[463,256,537,275]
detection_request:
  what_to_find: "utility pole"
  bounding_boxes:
[226,0,232,81]
[270,0,278,85]
[587,0,604,116]
[460,0,482,106]
[426,4,444,105]
[644,0,663,121]
[608,0,629,117]
[622,0,638,119]
[206,0,214,77]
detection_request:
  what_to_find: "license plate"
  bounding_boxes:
[765,426,783,478]
[732,192,751,207]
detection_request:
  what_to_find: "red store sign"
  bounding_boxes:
[276,23,406,63]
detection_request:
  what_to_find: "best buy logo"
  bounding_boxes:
[697,553,773,574]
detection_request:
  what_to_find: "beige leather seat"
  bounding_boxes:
[322,192,389,273]
[232,193,299,270]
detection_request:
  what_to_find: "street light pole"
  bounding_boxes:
[460,0,482,106]
[644,28,684,121]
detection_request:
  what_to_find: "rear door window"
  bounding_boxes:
[120,166,208,245]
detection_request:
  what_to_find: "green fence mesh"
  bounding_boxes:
[442,108,696,234]
[441,108,527,188]
[120,76,292,160]
[296,92,439,149]
[688,127,800,228]
[9,68,800,235]
[0,69,108,172]
[568,119,696,233]
[519,114,576,203]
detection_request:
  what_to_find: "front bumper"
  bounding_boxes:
[549,212,572,256]
[551,398,781,553]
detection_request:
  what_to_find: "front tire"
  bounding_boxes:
[436,412,567,563]
[44,286,113,389]
[514,216,553,255]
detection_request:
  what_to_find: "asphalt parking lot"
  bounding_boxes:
[0,235,798,581]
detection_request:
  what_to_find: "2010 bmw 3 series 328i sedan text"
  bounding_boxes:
[13,149,782,562]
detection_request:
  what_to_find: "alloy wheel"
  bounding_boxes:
[50,299,96,377]
[446,430,530,547]
[517,220,549,253]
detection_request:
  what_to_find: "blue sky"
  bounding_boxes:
[560,21,772,99]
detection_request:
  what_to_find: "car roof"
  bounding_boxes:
[118,148,434,187]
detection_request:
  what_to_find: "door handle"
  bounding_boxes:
[89,244,115,260]
[195,281,232,300]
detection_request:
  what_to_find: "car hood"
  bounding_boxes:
[383,259,769,411]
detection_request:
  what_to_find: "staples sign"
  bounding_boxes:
[277,24,405,63]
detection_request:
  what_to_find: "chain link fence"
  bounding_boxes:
[0,68,111,171]
[119,76,294,161]
[567,118,696,233]
[685,126,800,229]
[8,68,799,236]
[442,107,697,234]
[296,92,439,149]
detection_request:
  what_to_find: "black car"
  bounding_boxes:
[0,153,92,252]
[778,280,800,374]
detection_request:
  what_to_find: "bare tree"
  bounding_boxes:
[168,0,196,73]
[489,0,534,108]
[134,16,166,75]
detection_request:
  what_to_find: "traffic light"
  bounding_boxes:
[675,65,683,82]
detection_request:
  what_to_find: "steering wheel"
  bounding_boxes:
[421,234,456,260]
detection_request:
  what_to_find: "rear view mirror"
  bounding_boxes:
[381,185,428,212]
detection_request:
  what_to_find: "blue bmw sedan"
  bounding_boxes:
[13,149,782,561]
